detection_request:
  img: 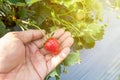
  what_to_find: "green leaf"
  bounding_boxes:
[17,7,27,19]
[82,23,103,42]
[15,2,26,6]
[30,3,51,26]
[88,23,101,34]
[45,65,61,80]
[7,0,26,6]
[62,51,80,66]
[8,0,25,3]
[72,38,83,50]
[80,23,104,48]
[25,0,40,6]
[2,3,12,15]
[83,40,95,49]
[50,26,59,32]
[0,20,8,37]
[88,23,104,40]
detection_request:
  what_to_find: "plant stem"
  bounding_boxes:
[21,20,45,36]
[19,24,29,30]
[19,25,25,31]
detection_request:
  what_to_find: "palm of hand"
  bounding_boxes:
[0,29,74,80]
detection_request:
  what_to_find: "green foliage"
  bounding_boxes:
[45,65,61,80]
[25,0,40,6]
[0,0,106,80]
[0,20,8,37]
[8,0,25,4]
[62,51,80,66]
[17,7,27,19]
[29,2,51,26]
[7,0,26,6]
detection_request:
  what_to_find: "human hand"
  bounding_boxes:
[0,29,74,80]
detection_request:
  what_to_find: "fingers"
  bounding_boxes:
[53,29,73,48]
[58,31,71,43]
[53,29,65,39]
[39,48,50,55]
[33,38,45,48]
[20,30,45,43]
[5,30,45,44]
[61,37,74,48]
[47,47,70,73]
[58,31,74,49]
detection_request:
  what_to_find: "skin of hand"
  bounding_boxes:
[0,29,74,80]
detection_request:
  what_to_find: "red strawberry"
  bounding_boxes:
[44,38,60,55]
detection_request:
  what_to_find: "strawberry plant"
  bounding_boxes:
[0,0,106,80]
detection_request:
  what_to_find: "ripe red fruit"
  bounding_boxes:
[44,38,60,55]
